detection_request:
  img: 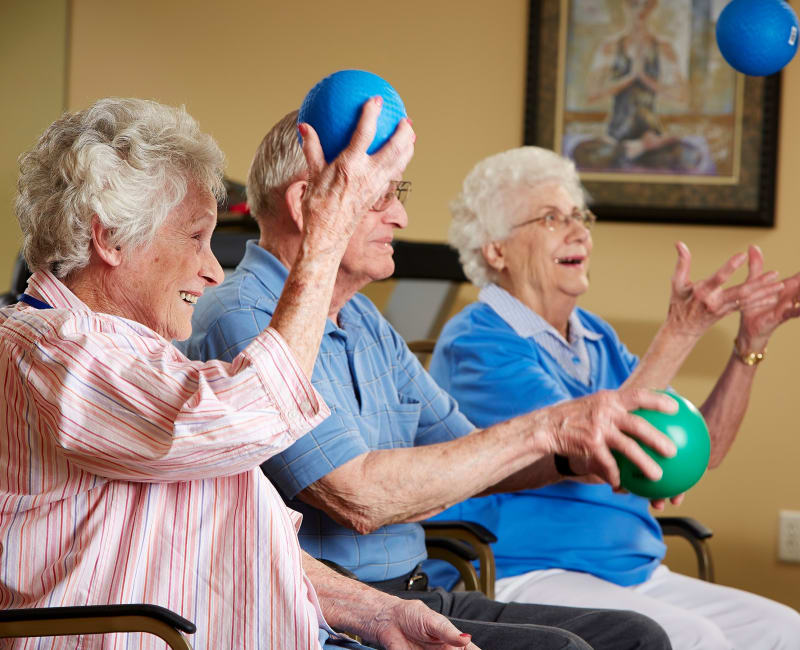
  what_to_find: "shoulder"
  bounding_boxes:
[575,307,619,341]
[440,301,522,348]
[347,293,403,345]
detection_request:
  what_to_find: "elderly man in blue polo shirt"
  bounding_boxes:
[181,110,679,650]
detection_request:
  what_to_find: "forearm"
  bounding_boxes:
[269,237,346,378]
[623,318,701,390]
[700,351,758,468]
[302,551,402,641]
[301,415,554,533]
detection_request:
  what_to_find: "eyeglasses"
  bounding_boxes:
[372,180,412,212]
[511,207,596,232]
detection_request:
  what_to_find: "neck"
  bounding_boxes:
[64,265,127,319]
[496,277,576,339]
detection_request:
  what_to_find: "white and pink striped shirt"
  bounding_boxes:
[0,270,333,649]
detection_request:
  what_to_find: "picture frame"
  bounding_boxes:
[524,0,781,227]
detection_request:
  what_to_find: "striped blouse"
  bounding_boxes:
[0,270,332,649]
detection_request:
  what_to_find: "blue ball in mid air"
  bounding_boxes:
[716,0,799,76]
[298,69,407,163]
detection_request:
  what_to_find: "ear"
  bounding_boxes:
[90,216,123,267]
[284,179,308,232]
[481,240,507,273]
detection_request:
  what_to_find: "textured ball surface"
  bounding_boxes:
[613,391,710,499]
[298,69,407,163]
[716,0,798,76]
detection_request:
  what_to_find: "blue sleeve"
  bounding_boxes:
[431,321,574,428]
[265,303,474,499]
[262,365,371,499]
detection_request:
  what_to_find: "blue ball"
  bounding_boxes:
[298,69,407,163]
[716,0,799,76]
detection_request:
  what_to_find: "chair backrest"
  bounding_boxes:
[1,255,31,307]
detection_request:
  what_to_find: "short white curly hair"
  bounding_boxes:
[246,109,307,220]
[449,146,585,287]
[16,97,225,278]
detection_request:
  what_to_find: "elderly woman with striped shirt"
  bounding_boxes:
[0,97,475,650]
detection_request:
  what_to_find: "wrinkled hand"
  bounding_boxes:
[667,242,781,338]
[544,388,678,488]
[366,598,480,650]
[298,97,414,249]
[736,245,800,353]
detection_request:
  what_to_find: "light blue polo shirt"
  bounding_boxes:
[424,288,666,588]
[181,241,475,581]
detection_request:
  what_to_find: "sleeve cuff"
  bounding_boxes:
[240,327,330,439]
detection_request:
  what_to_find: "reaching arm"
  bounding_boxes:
[298,387,678,533]
[702,249,800,467]
[302,552,478,649]
[623,242,781,391]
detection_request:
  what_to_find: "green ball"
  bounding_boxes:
[613,391,710,499]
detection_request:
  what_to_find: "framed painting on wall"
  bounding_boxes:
[525,0,780,226]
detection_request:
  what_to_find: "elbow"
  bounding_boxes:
[336,506,385,535]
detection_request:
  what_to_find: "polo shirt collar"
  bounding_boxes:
[478,283,602,345]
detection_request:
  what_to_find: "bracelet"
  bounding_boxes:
[733,339,766,366]
[554,454,578,477]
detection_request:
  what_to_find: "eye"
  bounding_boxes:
[543,212,558,224]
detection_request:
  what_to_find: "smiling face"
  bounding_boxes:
[111,182,223,340]
[486,181,592,316]
[336,186,409,295]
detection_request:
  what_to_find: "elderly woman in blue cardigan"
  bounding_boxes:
[426,147,800,650]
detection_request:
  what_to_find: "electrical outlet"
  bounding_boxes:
[778,510,800,563]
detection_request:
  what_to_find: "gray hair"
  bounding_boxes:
[16,97,225,278]
[449,146,585,287]
[246,110,307,220]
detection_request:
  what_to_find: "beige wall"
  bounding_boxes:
[6,0,800,610]
[0,0,68,284]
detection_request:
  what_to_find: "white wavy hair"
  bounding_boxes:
[16,97,225,278]
[449,146,586,287]
[246,109,307,220]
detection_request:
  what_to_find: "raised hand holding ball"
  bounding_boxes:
[614,391,710,499]
[298,69,407,163]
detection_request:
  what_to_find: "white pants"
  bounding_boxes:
[494,565,800,650]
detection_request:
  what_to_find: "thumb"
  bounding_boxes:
[672,241,691,292]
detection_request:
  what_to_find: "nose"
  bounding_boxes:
[566,215,591,241]
[202,245,224,286]
[383,199,409,230]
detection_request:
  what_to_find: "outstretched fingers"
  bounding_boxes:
[698,250,748,294]
[724,270,782,308]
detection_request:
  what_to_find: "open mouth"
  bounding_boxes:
[179,291,198,305]
[555,257,584,266]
